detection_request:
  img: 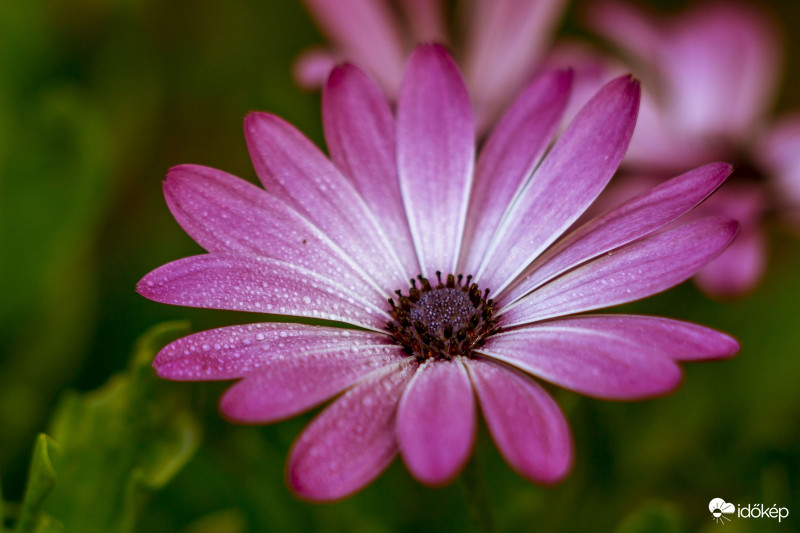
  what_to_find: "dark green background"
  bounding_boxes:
[1,0,799,531]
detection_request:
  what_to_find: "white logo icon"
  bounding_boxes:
[709,498,735,524]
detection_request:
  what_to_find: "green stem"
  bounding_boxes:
[462,455,494,533]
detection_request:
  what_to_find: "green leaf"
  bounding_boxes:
[14,434,60,533]
[38,322,200,533]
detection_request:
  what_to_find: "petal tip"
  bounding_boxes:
[725,218,741,238]
[243,110,276,133]
[535,455,574,486]
[699,161,735,184]
[135,275,155,298]
[623,74,641,97]
[403,435,475,487]
[707,216,741,242]
[218,386,277,426]
[409,464,467,488]
[218,391,244,423]
[513,435,575,486]
[717,334,741,359]
[163,165,194,193]
[323,61,378,102]
[557,67,575,85]
[606,74,641,105]
[285,449,380,503]
[325,62,357,87]
[719,161,735,175]
[286,466,335,503]
[152,359,180,380]
[406,43,460,74]
[151,353,168,374]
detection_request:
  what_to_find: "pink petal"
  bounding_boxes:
[245,112,411,291]
[398,0,447,42]
[137,254,390,331]
[623,90,720,172]
[689,181,768,297]
[301,0,406,97]
[694,225,766,297]
[220,347,407,424]
[292,47,339,90]
[539,41,625,135]
[153,323,395,381]
[396,359,475,485]
[501,162,732,303]
[465,358,572,483]
[476,76,640,294]
[589,2,781,144]
[757,113,800,226]
[397,44,475,277]
[478,315,737,399]
[501,217,738,327]
[164,164,385,299]
[584,1,664,68]
[660,2,781,140]
[534,314,740,362]
[460,69,572,274]
[323,64,418,276]
[463,0,568,128]
[287,362,416,501]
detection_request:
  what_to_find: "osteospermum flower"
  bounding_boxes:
[139,45,739,501]
[587,0,781,171]
[294,0,567,130]
[546,0,797,296]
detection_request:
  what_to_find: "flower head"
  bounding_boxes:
[139,45,739,500]
[546,1,796,296]
[294,0,567,130]
[586,0,781,171]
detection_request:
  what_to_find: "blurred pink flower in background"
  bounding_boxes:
[549,0,800,297]
[294,0,567,130]
[588,0,781,170]
[139,45,739,500]
[756,113,800,227]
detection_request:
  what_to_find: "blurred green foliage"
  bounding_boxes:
[0,0,116,476]
[3,323,199,533]
[13,435,59,533]
[1,0,800,531]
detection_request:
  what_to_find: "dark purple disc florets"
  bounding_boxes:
[387,271,500,361]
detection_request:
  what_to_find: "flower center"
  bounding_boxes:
[386,272,500,361]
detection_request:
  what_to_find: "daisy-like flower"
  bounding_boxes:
[138,45,739,501]
[294,0,567,130]
[587,0,781,172]
[560,0,800,296]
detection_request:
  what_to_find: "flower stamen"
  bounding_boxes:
[387,271,500,361]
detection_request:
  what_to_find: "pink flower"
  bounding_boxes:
[549,1,798,296]
[756,114,800,229]
[587,0,781,171]
[139,45,739,501]
[294,0,567,130]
